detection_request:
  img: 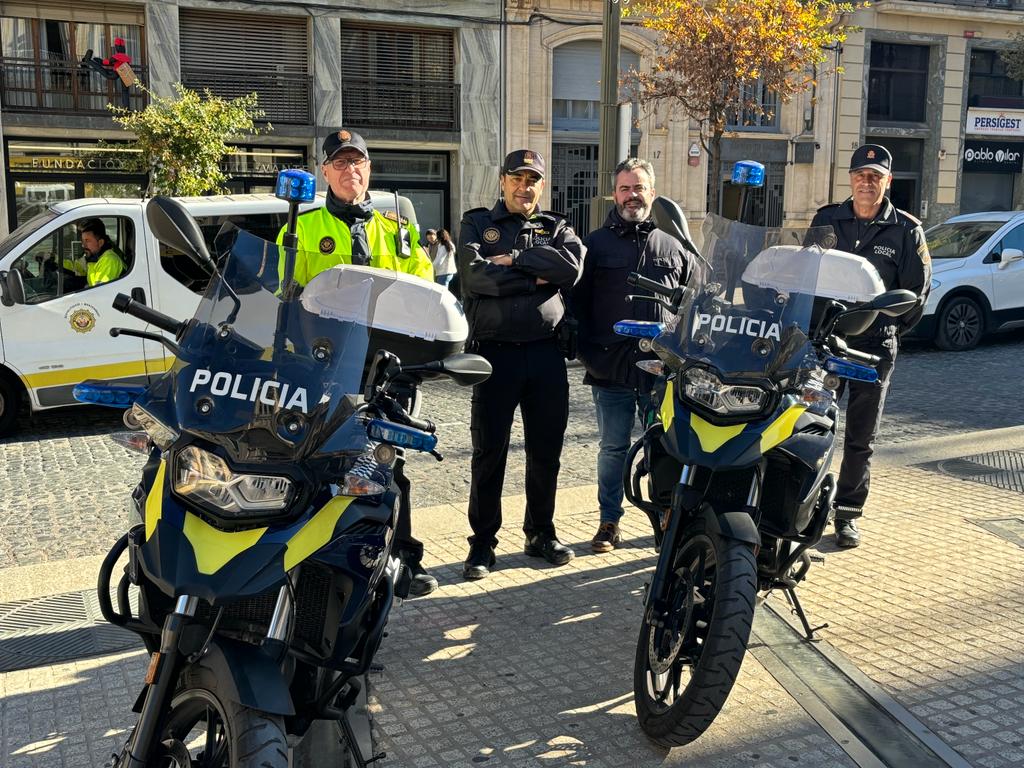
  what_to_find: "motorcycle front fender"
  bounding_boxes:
[705,508,761,547]
[192,637,295,716]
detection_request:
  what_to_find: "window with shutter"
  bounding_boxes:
[179,9,311,124]
[340,24,458,132]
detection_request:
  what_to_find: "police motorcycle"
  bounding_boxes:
[614,167,919,747]
[74,171,491,767]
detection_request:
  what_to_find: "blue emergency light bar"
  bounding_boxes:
[614,320,665,339]
[72,381,146,408]
[731,160,766,188]
[275,169,317,204]
[825,357,878,383]
[366,419,438,453]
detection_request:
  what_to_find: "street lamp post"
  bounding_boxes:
[589,0,624,233]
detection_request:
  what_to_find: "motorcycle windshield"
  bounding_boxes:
[655,215,839,382]
[143,225,402,461]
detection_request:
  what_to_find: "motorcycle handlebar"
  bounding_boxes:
[113,293,185,336]
[842,346,881,367]
[627,272,673,298]
[380,394,436,434]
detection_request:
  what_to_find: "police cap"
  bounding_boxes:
[502,149,545,179]
[849,143,892,175]
[323,129,369,162]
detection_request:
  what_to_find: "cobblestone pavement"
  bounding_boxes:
[1,331,1022,570]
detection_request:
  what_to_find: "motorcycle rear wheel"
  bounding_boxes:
[633,522,757,747]
[154,667,288,768]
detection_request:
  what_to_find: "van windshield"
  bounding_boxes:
[0,210,58,263]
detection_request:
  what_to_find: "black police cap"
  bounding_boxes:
[323,129,369,162]
[502,149,545,178]
[849,144,892,175]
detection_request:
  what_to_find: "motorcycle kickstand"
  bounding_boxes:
[782,587,828,641]
[338,709,386,768]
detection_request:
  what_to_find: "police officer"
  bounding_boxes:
[279,129,438,596]
[810,143,931,548]
[457,149,585,579]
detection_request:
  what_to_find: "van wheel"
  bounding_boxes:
[0,376,21,437]
[935,296,984,351]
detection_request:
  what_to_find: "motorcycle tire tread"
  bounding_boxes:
[634,524,757,747]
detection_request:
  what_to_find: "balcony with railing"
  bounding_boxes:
[0,58,148,115]
[342,78,461,133]
[180,67,313,125]
[899,0,1024,8]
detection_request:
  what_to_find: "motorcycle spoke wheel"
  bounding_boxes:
[633,525,757,747]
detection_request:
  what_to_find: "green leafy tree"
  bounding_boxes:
[1000,32,1024,83]
[109,83,269,196]
[624,0,860,216]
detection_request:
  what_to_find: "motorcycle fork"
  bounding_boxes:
[123,594,198,768]
[645,464,696,622]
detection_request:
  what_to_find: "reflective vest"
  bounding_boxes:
[276,207,433,286]
[64,248,126,287]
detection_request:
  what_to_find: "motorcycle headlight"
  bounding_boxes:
[682,368,767,415]
[174,446,293,516]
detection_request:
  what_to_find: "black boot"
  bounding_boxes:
[463,541,496,580]
[400,552,438,597]
[524,533,574,566]
[835,519,861,548]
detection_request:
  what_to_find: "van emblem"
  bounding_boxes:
[68,307,97,334]
[483,227,500,244]
[319,236,336,254]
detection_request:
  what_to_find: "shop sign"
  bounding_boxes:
[9,153,134,174]
[966,108,1024,137]
[963,140,1024,173]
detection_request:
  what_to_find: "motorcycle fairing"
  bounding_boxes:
[140,464,397,603]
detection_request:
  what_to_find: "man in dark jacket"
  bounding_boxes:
[457,149,585,579]
[574,158,693,552]
[810,143,931,548]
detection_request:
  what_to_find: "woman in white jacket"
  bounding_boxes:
[431,228,456,288]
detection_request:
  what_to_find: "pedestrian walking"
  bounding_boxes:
[810,143,931,548]
[278,128,439,596]
[432,228,457,288]
[457,148,585,579]
[574,158,693,552]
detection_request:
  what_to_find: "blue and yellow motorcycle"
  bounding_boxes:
[617,200,918,747]
[77,177,489,768]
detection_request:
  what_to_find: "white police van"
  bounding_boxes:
[0,191,417,435]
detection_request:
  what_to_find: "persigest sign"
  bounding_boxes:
[966,108,1024,137]
[963,140,1024,173]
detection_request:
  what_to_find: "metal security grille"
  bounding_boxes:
[179,9,311,124]
[918,450,1024,495]
[340,24,458,131]
[551,143,598,235]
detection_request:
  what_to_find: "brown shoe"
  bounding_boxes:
[591,522,621,553]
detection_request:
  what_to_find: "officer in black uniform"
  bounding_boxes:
[810,143,931,548]
[457,149,585,579]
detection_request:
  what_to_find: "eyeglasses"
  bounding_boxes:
[328,156,368,170]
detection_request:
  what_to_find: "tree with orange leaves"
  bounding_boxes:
[624,0,860,215]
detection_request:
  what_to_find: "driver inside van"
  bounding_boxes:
[62,218,127,287]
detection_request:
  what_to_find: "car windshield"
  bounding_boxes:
[0,210,58,262]
[925,221,1002,259]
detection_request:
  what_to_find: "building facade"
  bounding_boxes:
[0,0,503,236]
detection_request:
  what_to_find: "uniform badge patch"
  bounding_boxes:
[319,236,336,254]
[483,227,501,244]
[338,130,350,142]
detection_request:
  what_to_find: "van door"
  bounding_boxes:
[1,206,163,409]
[990,222,1024,324]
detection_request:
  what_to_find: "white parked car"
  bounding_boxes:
[915,210,1024,350]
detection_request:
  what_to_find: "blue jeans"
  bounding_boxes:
[435,274,454,287]
[592,386,653,524]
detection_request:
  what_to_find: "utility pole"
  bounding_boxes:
[589,0,622,233]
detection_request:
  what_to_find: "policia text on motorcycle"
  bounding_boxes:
[276,128,439,596]
[457,149,585,580]
[810,143,932,549]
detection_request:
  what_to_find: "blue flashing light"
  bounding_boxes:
[275,169,317,204]
[72,381,146,408]
[366,419,438,453]
[614,320,665,339]
[825,357,878,383]
[731,160,766,188]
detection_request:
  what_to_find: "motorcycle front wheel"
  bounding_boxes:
[633,521,757,747]
[154,667,288,768]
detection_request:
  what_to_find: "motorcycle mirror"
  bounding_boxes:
[403,353,493,387]
[146,196,216,275]
[1,268,26,306]
[862,289,919,318]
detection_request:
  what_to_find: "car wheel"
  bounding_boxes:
[935,295,984,351]
[0,376,21,437]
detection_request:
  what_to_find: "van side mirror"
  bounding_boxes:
[1,269,26,306]
[146,196,216,275]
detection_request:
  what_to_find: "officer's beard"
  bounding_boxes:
[617,200,650,223]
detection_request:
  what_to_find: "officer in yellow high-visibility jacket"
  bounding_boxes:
[277,129,432,286]
[64,218,126,287]
[279,128,436,598]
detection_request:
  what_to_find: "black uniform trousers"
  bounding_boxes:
[468,337,569,547]
[835,339,896,519]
